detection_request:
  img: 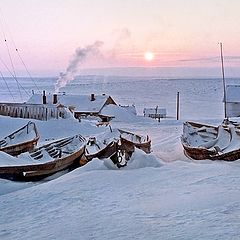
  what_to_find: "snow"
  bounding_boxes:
[27,93,114,113]
[0,151,33,166]
[100,104,139,122]
[226,85,240,102]
[222,126,240,152]
[119,104,137,115]
[0,77,240,239]
[0,122,37,147]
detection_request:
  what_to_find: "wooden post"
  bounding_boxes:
[45,108,48,121]
[176,92,180,120]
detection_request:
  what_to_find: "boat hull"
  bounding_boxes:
[181,121,240,161]
[1,138,39,156]
[118,129,151,154]
[86,141,118,160]
[0,138,86,181]
[0,121,39,156]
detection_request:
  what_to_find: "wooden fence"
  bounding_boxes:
[0,103,67,121]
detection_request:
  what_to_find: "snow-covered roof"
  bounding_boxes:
[26,94,115,113]
[226,85,240,102]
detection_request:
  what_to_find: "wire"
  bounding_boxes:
[0,56,30,97]
[0,70,15,102]
[15,48,40,91]
[4,38,22,100]
[0,8,40,92]
[0,9,37,100]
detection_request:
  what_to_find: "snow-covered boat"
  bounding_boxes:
[118,129,151,154]
[85,137,118,160]
[85,137,128,168]
[0,135,86,181]
[181,121,240,161]
[0,121,39,156]
[85,129,151,168]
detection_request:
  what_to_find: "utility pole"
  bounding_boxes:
[176,92,180,120]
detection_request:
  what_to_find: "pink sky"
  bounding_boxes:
[0,0,240,77]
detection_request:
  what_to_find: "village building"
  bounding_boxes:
[143,107,167,119]
[0,101,68,121]
[225,85,240,118]
[26,93,117,121]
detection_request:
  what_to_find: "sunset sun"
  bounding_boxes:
[144,52,154,61]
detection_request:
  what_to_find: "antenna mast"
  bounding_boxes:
[220,42,227,119]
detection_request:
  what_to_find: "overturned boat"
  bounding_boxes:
[0,121,39,156]
[0,134,86,181]
[181,121,240,161]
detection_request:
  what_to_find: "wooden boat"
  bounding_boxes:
[0,121,39,156]
[118,129,151,154]
[0,134,86,181]
[85,137,118,160]
[85,135,133,168]
[85,129,151,168]
[181,121,240,161]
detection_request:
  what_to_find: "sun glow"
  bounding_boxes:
[144,52,154,61]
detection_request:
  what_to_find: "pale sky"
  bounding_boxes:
[0,0,240,76]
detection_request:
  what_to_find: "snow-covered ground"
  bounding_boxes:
[0,76,240,239]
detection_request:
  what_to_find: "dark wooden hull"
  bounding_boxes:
[1,138,39,156]
[118,129,151,154]
[86,141,118,160]
[181,121,240,161]
[0,147,85,181]
[183,142,240,161]
[0,121,39,156]
[181,139,216,160]
[210,149,240,161]
[0,135,86,181]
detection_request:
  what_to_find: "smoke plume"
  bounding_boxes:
[54,41,103,93]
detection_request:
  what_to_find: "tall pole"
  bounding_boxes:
[220,42,227,119]
[176,92,180,120]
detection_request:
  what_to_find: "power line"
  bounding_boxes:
[0,8,40,92]
[0,55,30,97]
[0,11,23,101]
[0,9,38,100]
[15,48,40,91]
[4,38,22,100]
[0,70,15,102]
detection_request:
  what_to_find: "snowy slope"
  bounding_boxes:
[0,156,239,240]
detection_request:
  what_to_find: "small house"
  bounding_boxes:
[225,85,240,117]
[143,107,167,119]
[27,93,117,121]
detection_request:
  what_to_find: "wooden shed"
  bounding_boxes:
[225,85,240,117]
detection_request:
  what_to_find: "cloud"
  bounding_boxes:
[179,56,240,63]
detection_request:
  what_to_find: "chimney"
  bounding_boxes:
[90,93,95,101]
[42,91,47,104]
[53,94,58,104]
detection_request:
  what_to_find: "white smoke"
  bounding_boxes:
[54,41,103,93]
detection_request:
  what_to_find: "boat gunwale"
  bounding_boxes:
[0,121,40,154]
